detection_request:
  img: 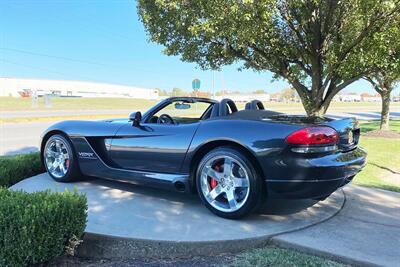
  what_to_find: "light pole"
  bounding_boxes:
[212,70,215,99]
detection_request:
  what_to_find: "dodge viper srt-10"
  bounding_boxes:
[41,97,366,219]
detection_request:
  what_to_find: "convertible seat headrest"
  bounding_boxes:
[219,98,238,117]
[245,100,265,110]
[210,98,238,118]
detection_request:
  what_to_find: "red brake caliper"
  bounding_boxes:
[65,159,70,169]
[209,165,220,189]
[210,178,218,189]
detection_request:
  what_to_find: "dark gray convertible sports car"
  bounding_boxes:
[41,97,366,218]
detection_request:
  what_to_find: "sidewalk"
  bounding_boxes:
[272,185,400,267]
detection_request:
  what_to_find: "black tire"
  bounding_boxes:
[43,134,81,182]
[196,147,265,219]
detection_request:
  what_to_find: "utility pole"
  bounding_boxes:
[212,70,215,99]
[221,69,225,97]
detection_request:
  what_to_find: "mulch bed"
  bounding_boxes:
[362,130,400,139]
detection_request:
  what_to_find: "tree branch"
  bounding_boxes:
[364,76,383,94]
[322,74,363,107]
[278,2,309,52]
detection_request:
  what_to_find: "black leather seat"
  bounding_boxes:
[245,100,265,110]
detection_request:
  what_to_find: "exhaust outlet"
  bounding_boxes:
[174,181,186,192]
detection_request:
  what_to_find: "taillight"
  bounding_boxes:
[286,126,339,145]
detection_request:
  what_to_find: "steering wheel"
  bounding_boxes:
[157,114,176,125]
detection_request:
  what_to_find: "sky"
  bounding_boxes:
[0,0,397,94]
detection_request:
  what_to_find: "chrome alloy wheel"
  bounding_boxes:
[44,138,70,179]
[199,155,250,212]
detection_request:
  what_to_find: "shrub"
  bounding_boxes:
[0,152,43,188]
[0,188,87,267]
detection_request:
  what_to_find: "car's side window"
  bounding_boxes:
[149,101,212,124]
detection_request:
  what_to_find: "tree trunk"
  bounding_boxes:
[380,91,390,131]
[296,89,327,117]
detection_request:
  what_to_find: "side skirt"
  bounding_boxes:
[71,136,190,193]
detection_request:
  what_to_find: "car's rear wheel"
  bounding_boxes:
[196,147,264,219]
[43,134,80,182]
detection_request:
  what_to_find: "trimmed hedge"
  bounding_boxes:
[0,188,87,267]
[0,152,43,188]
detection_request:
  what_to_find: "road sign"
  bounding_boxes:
[192,79,200,90]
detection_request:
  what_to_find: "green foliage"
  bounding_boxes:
[360,15,400,85]
[227,246,346,267]
[138,0,399,115]
[358,12,400,129]
[0,153,43,188]
[0,188,87,267]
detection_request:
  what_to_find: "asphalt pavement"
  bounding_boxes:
[0,121,53,155]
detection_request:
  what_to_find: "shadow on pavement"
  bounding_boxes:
[86,176,320,217]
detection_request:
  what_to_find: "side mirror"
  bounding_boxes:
[129,111,142,126]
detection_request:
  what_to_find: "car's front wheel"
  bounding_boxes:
[43,134,80,182]
[196,147,264,219]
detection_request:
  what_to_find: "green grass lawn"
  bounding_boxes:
[359,119,400,133]
[353,120,400,192]
[226,246,346,267]
[354,136,400,192]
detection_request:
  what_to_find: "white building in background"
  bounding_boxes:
[333,94,362,102]
[214,93,270,102]
[362,95,381,102]
[0,77,159,99]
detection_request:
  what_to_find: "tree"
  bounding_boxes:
[362,16,400,130]
[171,87,187,96]
[215,90,228,96]
[138,0,399,116]
[253,89,267,94]
[367,75,399,130]
[157,88,169,96]
[281,88,297,102]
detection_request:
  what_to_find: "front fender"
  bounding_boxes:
[40,120,127,161]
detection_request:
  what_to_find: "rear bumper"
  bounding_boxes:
[265,147,367,199]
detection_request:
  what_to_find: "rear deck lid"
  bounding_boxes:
[263,115,360,151]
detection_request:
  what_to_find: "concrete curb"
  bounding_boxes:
[77,232,271,259]
[270,190,380,267]
[76,190,346,260]
[270,238,380,267]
